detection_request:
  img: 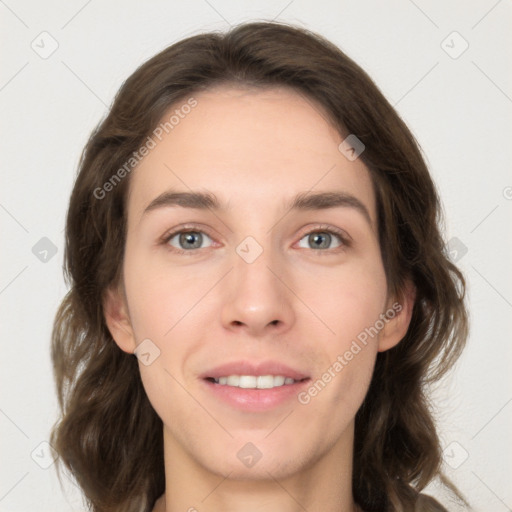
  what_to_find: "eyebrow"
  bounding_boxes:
[142,189,372,226]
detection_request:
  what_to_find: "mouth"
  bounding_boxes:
[200,361,310,411]
[205,374,309,389]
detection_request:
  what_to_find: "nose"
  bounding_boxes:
[220,244,295,338]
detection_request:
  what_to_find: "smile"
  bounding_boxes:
[206,375,305,389]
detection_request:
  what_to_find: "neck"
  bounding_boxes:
[156,422,360,512]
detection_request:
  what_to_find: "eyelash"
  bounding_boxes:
[160,224,351,256]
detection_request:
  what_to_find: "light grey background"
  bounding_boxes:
[1,1,511,511]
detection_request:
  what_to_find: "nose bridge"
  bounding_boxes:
[233,233,282,304]
[234,235,277,293]
[220,232,294,334]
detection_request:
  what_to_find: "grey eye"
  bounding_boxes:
[168,231,212,250]
[297,231,342,250]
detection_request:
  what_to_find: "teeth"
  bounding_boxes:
[212,375,299,389]
[272,376,286,386]
[226,375,240,386]
[239,375,257,388]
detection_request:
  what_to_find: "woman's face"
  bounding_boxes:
[106,86,410,480]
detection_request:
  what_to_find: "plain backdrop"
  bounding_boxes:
[1,1,511,511]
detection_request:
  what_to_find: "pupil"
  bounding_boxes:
[311,233,330,249]
[180,232,201,249]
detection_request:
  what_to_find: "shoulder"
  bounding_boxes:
[415,493,449,512]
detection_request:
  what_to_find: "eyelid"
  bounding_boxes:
[160,222,216,240]
[296,223,352,244]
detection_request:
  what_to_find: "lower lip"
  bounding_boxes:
[202,379,310,411]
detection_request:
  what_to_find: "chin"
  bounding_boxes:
[191,433,319,482]
[204,452,305,481]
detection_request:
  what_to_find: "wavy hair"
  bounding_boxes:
[50,21,469,512]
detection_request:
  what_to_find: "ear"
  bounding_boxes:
[103,284,136,354]
[377,280,416,352]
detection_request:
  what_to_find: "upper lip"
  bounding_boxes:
[200,360,309,381]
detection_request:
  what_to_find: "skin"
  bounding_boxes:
[104,86,415,512]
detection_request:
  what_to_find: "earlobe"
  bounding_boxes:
[103,285,136,354]
[377,280,416,353]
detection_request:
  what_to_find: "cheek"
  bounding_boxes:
[128,275,179,338]
[297,250,386,403]
[301,250,388,348]
[122,243,203,341]
[292,253,386,411]
[122,249,211,419]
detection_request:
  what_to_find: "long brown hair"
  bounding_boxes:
[50,21,469,512]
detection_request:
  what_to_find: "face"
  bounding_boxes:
[105,86,411,481]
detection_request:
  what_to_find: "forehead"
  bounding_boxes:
[127,86,376,225]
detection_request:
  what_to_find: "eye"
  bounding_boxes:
[297,229,346,251]
[161,225,349,255]
[165,230,214,252]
